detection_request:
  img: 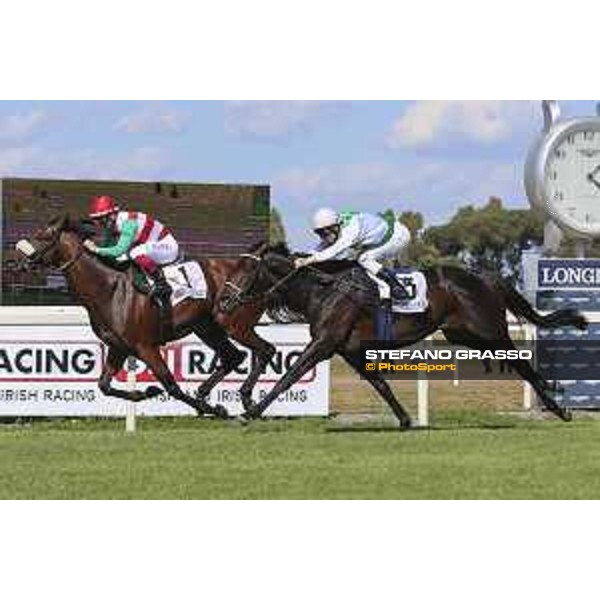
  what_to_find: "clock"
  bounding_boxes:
[525,101,600,239]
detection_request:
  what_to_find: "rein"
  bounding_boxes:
[225,264,302,306]
[22,228,86,273]
[55,247,85,272]
[225,251,340,309]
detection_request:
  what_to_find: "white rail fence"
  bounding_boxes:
[1,306,582,429]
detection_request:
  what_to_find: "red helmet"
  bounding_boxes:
[89,195,119,219]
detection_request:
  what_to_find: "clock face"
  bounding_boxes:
[544,124,600,235]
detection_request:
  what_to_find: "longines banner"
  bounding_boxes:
[0,324,329,417]
[537,259,600,288]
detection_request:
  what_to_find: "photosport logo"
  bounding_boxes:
[357,341,600,381]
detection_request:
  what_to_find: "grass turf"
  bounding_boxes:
[2,412,600,499]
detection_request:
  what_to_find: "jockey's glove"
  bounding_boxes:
[295,256,316,269]
[83,239,98,253]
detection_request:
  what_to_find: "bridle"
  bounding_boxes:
[221,246,352,313]
[222,252,302,310]
[19,227,85,273]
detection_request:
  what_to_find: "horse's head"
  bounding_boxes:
[15,214,93,270]
[218,241,296,314]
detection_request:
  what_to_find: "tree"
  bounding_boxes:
[269,207,287,245]
[399,211,424,237]
[392,210,440,267]
[423,197,544,280]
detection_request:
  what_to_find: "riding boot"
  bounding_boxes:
[148,269,172,308]
[147,269,173,341]
[378,269,411,302]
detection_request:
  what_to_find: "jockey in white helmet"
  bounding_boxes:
[295,207,412,303]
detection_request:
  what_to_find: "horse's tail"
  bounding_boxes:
[494,276,588,331]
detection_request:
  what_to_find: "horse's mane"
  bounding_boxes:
[307,259,359,275]
[244,243,303,323]
[247,240,292,256]
[63,217,96,241]
[62,217,133,273]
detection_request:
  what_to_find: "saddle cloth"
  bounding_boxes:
[389,268,429,314]
[161,261,208,306]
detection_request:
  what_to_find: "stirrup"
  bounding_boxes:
[150,282,171,304]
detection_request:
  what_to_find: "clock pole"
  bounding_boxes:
[543,220,563,257]
[542,100,560,133]
[575,239,587,259]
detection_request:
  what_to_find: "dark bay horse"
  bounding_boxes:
[16,216,276,416]
[218,243,588,426]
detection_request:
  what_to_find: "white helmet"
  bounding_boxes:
[312,207,340,231]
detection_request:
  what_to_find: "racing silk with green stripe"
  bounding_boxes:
[312,211,395,262]
[96,211,172,259]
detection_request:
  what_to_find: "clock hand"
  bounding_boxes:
[588,172,600,192]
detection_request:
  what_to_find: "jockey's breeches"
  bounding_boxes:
[129,235,179,271]
[357,223,410,300]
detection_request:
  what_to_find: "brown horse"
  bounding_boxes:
[218,243,588,425]
[16,215,276,417]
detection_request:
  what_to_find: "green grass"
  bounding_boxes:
[2,413,600,499]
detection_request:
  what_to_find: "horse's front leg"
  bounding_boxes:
[98,346,162,402]
[243,338,334,420]
[226,327,276,413]
[136,344,229,418]
[340,350,412,428]
[191,317,245,402]
[196,331,275,414]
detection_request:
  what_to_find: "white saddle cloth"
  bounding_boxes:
[162,261,208,307]
[391,271,429,314]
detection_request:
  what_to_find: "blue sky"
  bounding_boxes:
[0,100,596,246]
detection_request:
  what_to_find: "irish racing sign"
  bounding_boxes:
[0,323,329,417]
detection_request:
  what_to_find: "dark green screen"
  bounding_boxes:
[2,177,269,305]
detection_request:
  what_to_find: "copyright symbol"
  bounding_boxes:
[366,363,376,371]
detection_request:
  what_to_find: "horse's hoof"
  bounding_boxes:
[213,404,229,420]
[193,400,211,417]
[145,385,163,398]
[400,419,413,430]
[241,408,258,421]
[559,408,573,422]
[241,397,256,413]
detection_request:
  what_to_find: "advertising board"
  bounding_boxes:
[0,320,328,417]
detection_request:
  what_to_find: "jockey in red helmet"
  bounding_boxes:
[84,195,177,306]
